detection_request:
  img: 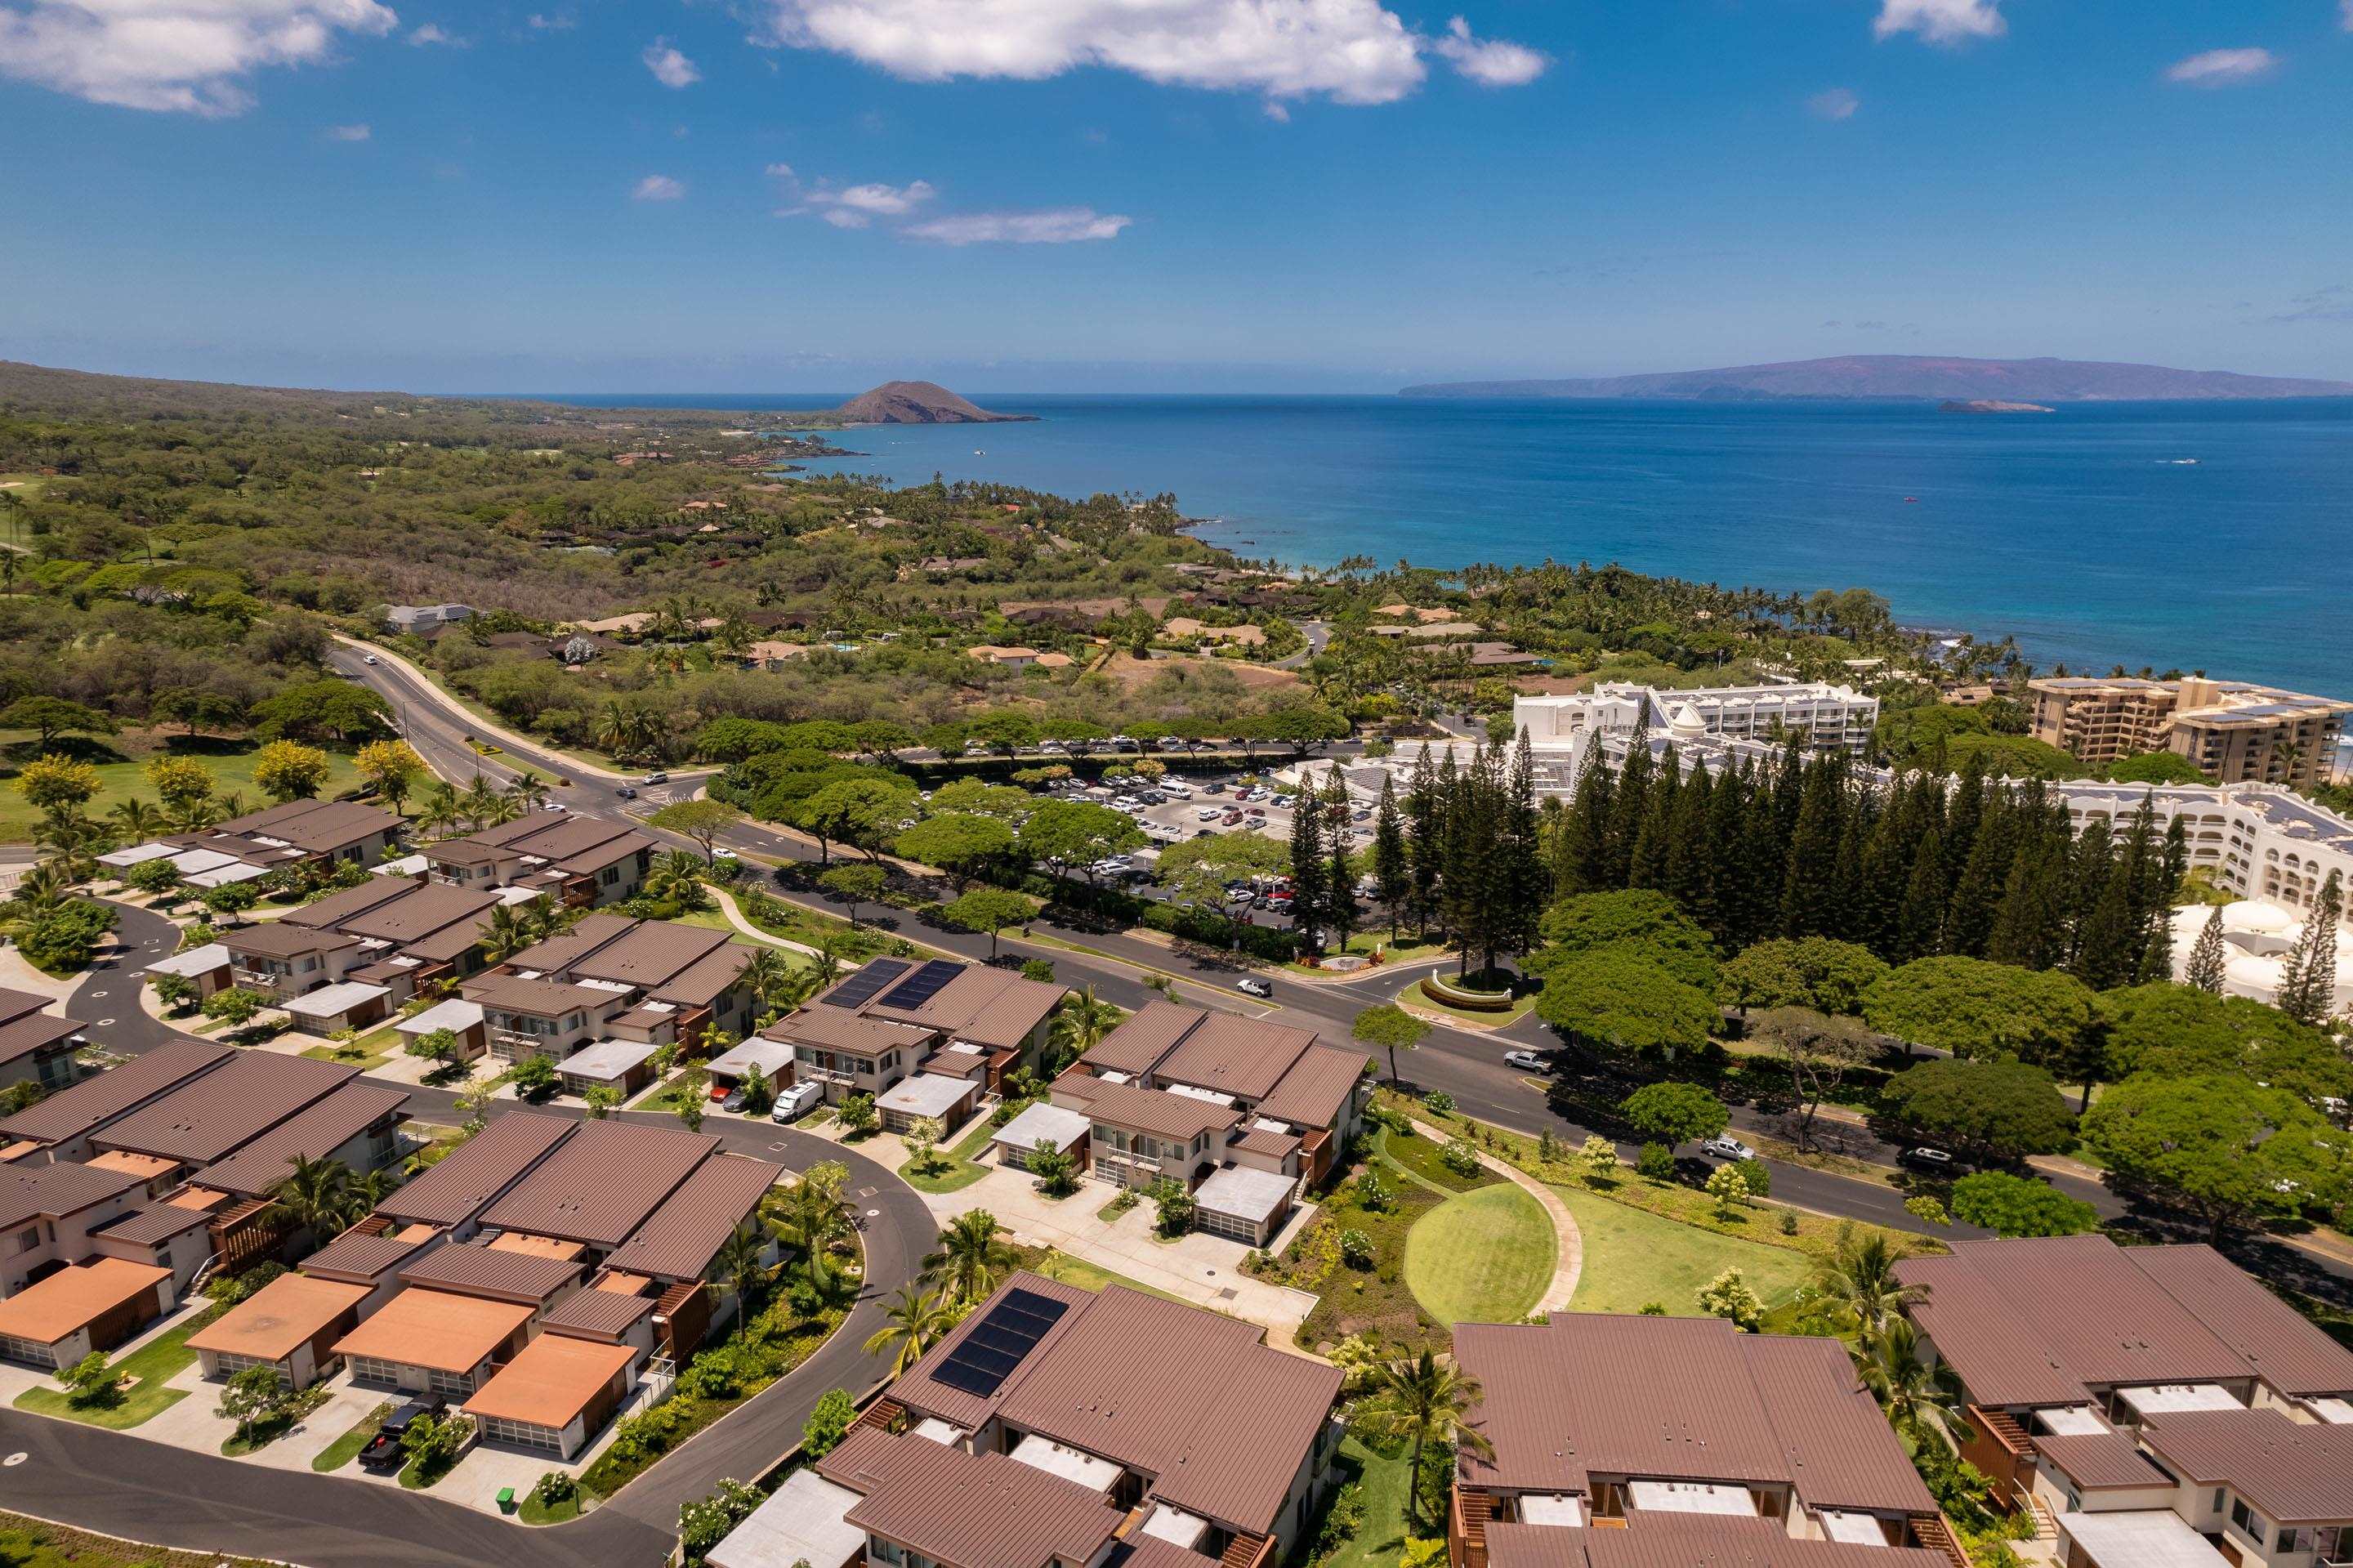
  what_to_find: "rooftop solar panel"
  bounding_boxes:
[877,958,964,1012]
[928,1286,1069,1399]
[822,957,911,1010]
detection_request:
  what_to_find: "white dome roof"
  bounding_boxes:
[2223,900,2296,934]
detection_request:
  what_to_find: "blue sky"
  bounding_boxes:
[2,0,2350,393]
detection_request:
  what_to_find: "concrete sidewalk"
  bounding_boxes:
[1412,1117,1583,1313]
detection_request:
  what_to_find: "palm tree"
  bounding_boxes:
[7,860,74,917]
[1355,1349,1494,1526]
[1047,985,1117,1074]
[1814,1230,1924,1338]
[480,904,532,963]
[166,793,224,834]
[33,813,103,882]
[270,1154,352,1238]
[768,1177,854,1290]
[109,797,165,842]
[923,1210,1012,1306]
[413,782,466,838]
[507,771,553,813]
[864,1284,955,1376]
[712,1222,772,1307]
[809,937,843,989]
[341,1166,403,1227]
[461,774,510,828]
[739,947,799,1013]
[1854,1317,1965,1452]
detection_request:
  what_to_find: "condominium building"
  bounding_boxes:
[2029,677,2353,788]
[1511,681,1878,792]
[1894,1235,2353,1568]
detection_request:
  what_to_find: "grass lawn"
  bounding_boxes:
[900,1113,1002,1195]
[1551,1182,1815,1317]
[1314,1434,1440,1568]
[668,906,805,953]
[636,1070,706,1115]
[1011,1247,1196,1306]
[0,730,363,844]
[1405,1183,1556,1326]
[311,1400,391,1472]
[518,1489,587,1525]
[0,1510,276,1568]
[1261,1148,1451,1356]
[13,1303,223,1428]
[301,1023,401,1070]
[1377,1123,1493,1195]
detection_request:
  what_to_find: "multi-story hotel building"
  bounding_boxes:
[2029,677,2353,788]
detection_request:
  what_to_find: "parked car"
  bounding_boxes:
[1235,976,1275,998]
[1900,1146,1955,1173]
[1502,1049,1549,1072]
[1699,1136,1757,1162]
[359,1394,447,1470]
[771,1081,824,1123]
[1205,780,1227,794]
[721,1088,749,1113]
[1197,806,1225,822]
[1221,811,1243,826]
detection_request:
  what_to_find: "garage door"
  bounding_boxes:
[477,1415,565,1454]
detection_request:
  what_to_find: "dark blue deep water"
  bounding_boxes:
[530,393,2353,697]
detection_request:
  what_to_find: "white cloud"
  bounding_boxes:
[2342,0,2351,33]
[1430,16,1547,87]
[1807,87,1860,119]
[526,11,573,29]
[829,179,934,214]
[632,174,685,200]
[0,0,397,114]
[901,207,1132,244]
[757,0,1541,105]
[642,39,700,88]
[325,121,370,138]
[2163,47,2278,86]
[407,22,457,45]
[1873,0,2004,45]
[772,167,936,226]
[765,161,796,178]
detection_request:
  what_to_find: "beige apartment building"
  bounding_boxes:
[2029,677,2353,788]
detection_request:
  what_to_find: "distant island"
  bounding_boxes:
[831,380,1035,425]
[1941,399,2056,414]
[1400,355,2353,403]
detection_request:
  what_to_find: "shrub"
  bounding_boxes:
[1905,1195,1952,1227]
[1146,1177,1196,1238]
[1439,1140,1482,1178]
[1636,1142,1675,1181]
[1706,1163,1750,1217]
[802,1387,856,1459]
[1422,1090,1454,1114]
[1338,1228,1376,1269]
[1354,1170,1391,1213]
[1698,1267,1764,1331]
[1735,1159,1771,1198]
[531,1470,578,1508]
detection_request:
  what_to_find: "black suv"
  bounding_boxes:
[359,1392,447,1470]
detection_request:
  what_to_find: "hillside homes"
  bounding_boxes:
[458,914,757,1072]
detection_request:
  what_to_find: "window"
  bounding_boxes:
[9,1227,38,1256]
[2230,1499,2266,1545]
[2278,1530,2308,1557]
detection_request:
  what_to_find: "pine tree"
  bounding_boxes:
[1324,766,1356,953]
[1663,762,1715,931]
[2183,904,2227,994]
[2143,815,2188,983]
[1944,788,2018,958]
[2274,871,2342,1026]
[2073,859,2139,991]
[1628,745,1678,891]
[1602,742,1652,888]
[1404,744,1444,935]
[1371,771,1411,938]
[1288,770,1328,954]
[1554,741,1612,896]
[1500,734,1549,963]
[1895,828,1947,962]
[1779,755,1846,939]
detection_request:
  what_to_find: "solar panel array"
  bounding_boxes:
[822,957,911,1010]
[927,1286,1069,1398]
[877,958,964,1012]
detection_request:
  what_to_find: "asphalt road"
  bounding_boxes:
[56,898,935,1562]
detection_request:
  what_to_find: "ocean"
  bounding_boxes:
[535,393,2353,699]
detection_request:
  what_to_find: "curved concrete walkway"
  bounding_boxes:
[1413,1118,1583,1314]
[708,884,829,959]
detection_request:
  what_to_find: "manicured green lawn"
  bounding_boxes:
[13,1304,222,1428]
[1016,1248,1194,1306]
[1405,1183,1556,1326]
[1550,1182,1815,1317]
[301,1023,401,1070]
[311,1400,391,1472]
[1315,1435,1440,1568]
[899,1114,1002,1195]
[0,733,363,843]
[518,1489,586,1525]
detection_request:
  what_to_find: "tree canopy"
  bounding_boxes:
[1862,956,2095,1061]
[1617,1081,1730,1148]
[1877,1057,2076,1160]
[1536,948,1720,1061]
[1948,1171,2100,1237]
[2083,1073,2349,1241]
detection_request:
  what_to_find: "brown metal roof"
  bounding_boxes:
[766,1007,935,1057]
[648,945,752,1008]
[213,798,400,855]
[221,923,359,959]
[891,1271,1093,1433]
[463,973,617,1016]
[336,883,501,945]
[92,1052,358,1164]
[2125,1244,2353,1399]
[889,967,1065,1050]
[190,1272,370,1364]
[0,1160,138,1230]
[0,1039,230,1146]
[0,1012,83,1068]
[562,920,730,989]
[0,989,51,1028]
[333,1286,532,1373]
[87,1202,212,1248]
[542,1281,658,1342]
[278,878,417,929]
[2032,1429,2172,1491]
[370,1111,574,1227]
[1456,1313,1929,1514]
[1896,1236,2261,1409]
[1082,1000,1199,1075]
[501,915,637,974]
[1486,1521,1953,1568]
[1051,1074,1240,1143]
[2138,1408,2353,1523]
[837,1438,1126,1568]
[1253,1043,1368,1131]
[196,1083,409,1197]
[397,1241,581,1303]
[1234,1126,1302,1159]
[462,1333,635,1431]
[479,1119,718,1247]
[601,1153,780,1282]
[299,1226,439,1282]
[1152,1010,1319,1103]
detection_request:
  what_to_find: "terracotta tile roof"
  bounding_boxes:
[396,1242,581,1303]
[369,1111,574,1228]
[333,1287,532,1373]
[0,1039,233,1146]
[1253,1043,1368,1132]
[601,1153,780,1283]
[195,1083,408,1198]
[462,1332,635,1431]
[1051,1074,1240,1142]
[0,1258,171,1345]
[1895,1236,2275,1409]
[92,1053,358,1164]
[190,1272,370,1364]
[479,1119,718,1247]
[1457,1313,1931,1517]
[2140,1407,2353,1523]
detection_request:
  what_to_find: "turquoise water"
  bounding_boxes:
[539,394,2353,696]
